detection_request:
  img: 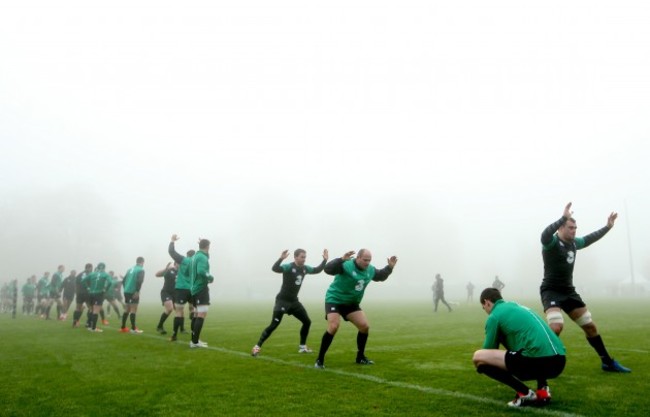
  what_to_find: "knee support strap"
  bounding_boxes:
[546,311,564,325]
[575,310,593,327]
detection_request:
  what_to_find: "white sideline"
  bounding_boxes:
[149,334,586,417]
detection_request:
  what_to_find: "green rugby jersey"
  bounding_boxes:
[190,250,213,295]
[483,299,566,357]
[324,258,392,304]
[123,265,144,294]
[82,271,112,295]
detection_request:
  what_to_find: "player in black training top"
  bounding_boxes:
[251,248,328,357]
[540,202,630,373]
[155,262,178,335]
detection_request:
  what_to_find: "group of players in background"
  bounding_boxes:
[6,259,147,334]
[0,202,632,408]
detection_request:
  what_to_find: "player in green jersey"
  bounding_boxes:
[473,288,566,407]
[189,238,213,348]
[120,257,145,334]
[314,249,398,368]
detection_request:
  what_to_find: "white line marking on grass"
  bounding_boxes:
[145,334,585,417]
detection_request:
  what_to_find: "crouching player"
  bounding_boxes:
[473,288,566,408]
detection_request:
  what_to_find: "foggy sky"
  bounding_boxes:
[2,1,649,303]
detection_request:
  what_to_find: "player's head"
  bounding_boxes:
[187,249,196,257]
[85,263,93,272]
[294,249,306,266]
[355,249,372,270]
[479,288,502,314]
[97,262,106,271]
[199,239,210,251]
[136,256,145,265]
[558,218,577,241]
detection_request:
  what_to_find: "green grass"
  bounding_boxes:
[0,299,647,417]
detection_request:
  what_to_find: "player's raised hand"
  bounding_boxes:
[563,202,573,219]
[387,256,398,268]
[322,249,329,261]
[607,212,618,228]
[342,250,355,260]
[280,250,289,259]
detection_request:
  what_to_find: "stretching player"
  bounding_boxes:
[155,262,177,335]
[168,234,195,341]
[251,248,328,357]
[315,249,397,368]
[540,202,630,373]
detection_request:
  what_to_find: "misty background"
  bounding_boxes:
[1,1,649,304]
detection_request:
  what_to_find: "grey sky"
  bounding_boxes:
[1,1,649,302]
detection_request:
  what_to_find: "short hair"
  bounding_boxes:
[136,256,145,264]
[479,288,503,304]
[199,239,210,250]
[294,249,306,257]
[85,263,93,270]
[187,249,196,257]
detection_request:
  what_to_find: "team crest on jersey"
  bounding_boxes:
[566,251,575,264]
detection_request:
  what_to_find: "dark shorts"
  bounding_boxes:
[175,289,192,305]
[274,299,306,316]
[49,292,61,300]
[161,290,175,305]
[193,288,210,306]
[24,296,34,303]
[124,293,140,305]
[505,351,566,381]
[541,288,586,313]
[324,303,361,321]
[62,292,75,302]
[89,294,105,307]
[76,292,90,305]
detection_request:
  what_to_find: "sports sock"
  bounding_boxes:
[318,331,335,363]
[173,317,182,336]
[587,335,613,364]
[157,312,170,328]
[357,332,369,358]
[99,309,105,320]
[129,313,136,329]
[121,312,129,328]
[192,317,205,344]
[477,364,529,394]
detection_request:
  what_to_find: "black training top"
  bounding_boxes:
[541,216,610,291]
[272,258,326,302]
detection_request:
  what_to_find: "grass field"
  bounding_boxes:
[0,299,647,417]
